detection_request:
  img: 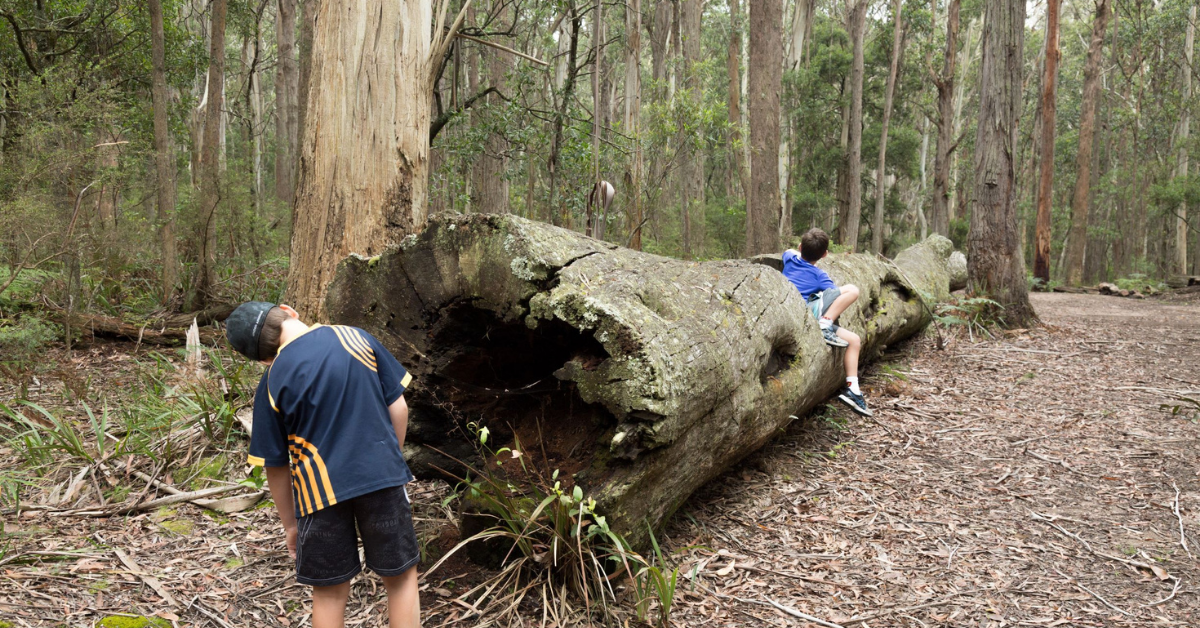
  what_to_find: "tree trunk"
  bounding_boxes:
[193,0,228,310]
[1177,5,1195,276]
[650,0,671,89]
[0,82,6,168]
[327,214,960,549]
[746,0,782,255]
[872,0,904,255]
[275,0,299,206]
[284,0,432,321]
[727,0,749,201]
[969,0,1035,326]
[243,29,265,241]
[548,7,581,228]
[931,0,960,238]
[1064,0,1109,286]
[470,2,511,215]
[843,0,867,251]
[588,0,604,235]
[1033,0,1061,283]
[297,0,315,149]
[780,0,813,243]
[680,0,704,257]
[626,0,645,249]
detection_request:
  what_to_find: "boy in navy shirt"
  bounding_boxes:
[226,301,420,628]
[781,228,872,416]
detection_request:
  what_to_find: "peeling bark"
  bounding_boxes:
[327,214,958,547]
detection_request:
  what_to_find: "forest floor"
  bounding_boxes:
[1,291,1199,627]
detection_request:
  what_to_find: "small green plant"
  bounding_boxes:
[630,525,680,626]
[1114,273,1166,293]
[1,401,94,466]
[426,424,652,622]
[934,296,1003,336]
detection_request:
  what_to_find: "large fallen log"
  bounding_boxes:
[46,304,234,345]
[327,214,957,547]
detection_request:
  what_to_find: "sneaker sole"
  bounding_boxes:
[824,338,849,348]
[838,394,874,417]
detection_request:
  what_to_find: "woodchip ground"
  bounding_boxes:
[1,291,1198,627]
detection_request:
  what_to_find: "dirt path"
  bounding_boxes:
[665,292,1200,627]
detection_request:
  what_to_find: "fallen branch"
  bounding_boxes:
[1144,576,1183,607]
[129,468,264,513]
[1054,568,1133,617]
[52,483,246,517]
[44,308,226,345]
[1032,512,1168,576]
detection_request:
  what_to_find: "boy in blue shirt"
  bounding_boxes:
[781,228,872,416]
[225,301,420,628]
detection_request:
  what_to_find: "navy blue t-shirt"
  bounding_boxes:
[781,249,837,300]
[247,325,413,518]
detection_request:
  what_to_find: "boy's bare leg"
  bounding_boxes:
[383,567,420,628]
[312,581,352,628]
[822,284,860,323]
[836,328,861,379]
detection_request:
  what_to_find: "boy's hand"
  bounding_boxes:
[286,525,298,558]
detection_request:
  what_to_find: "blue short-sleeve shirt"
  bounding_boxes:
[781,249,837,300]
[247,325,414,518]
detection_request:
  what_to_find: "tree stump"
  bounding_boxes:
[327,214,959,547]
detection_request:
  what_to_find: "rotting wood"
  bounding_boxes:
[326,214,961,548]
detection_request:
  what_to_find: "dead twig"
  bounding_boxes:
[114,548,178,607]
[842,590,981,626]
[1144,577,1183,607]
[1173,482,1193,559]
[695,581,846,628]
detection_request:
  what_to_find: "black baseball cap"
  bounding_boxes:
[225,301,277,361]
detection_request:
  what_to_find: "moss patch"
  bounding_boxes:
[97,617,170,628]
[152,507,193,536]
[180,454,228,490]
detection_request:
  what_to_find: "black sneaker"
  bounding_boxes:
[822,327,849,348]
[838,388,873,416]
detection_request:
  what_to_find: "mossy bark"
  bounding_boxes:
[327,215,957,548]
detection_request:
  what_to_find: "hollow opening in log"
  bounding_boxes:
[760,345,797,384]
[422,302,618,480]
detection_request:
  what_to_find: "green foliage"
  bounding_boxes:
[934,296,1004,337]
[1113,274,1167,293]
[429,425,677,622]
[0,315,60,395]
[630,525,681,626]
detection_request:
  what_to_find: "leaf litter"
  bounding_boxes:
[2,292,1199,626]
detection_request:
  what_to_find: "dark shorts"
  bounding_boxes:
[295,484,419,586]
[806,287,842,332]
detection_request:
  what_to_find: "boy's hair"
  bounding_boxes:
[800,228,830,262]
[257,307,289,359]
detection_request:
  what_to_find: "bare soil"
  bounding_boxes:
[2,292,1199,627]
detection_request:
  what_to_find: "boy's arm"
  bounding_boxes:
[388,395,409,450]
[265,466,298,557]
